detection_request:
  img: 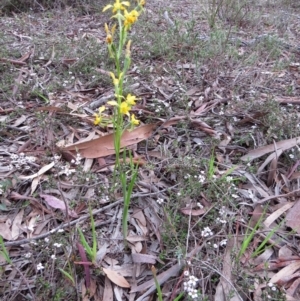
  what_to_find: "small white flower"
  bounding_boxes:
[50,229,56,234]
[201,227,213,237]
[268,282,274,287]
[44,237,49,243]
[220,239,227,246]
[27,156,36,162]
[10,154,19,160]
[51,254,56,260]
[213,244,218,249]
[198,174,205,183]
[216,217,227,224]
[232,194,239,199]
[24,252,32,258]
[75,153,82,165]
[289,154,294,159]
[190,289,198,299]
[197,202,203,209]
[53,243,62,248]
[157,198,164,205]
[219,207,226,216]
[184,270,189,276]
[271,286,276,291]
[226,176,233,182]
[37,263,44,270]
[57,229,64,233]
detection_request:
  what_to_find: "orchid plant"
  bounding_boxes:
[94,0,145,242]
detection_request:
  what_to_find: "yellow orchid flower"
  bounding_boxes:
[108,100,130,115]
[124,9,139,27]
[104,23,116,44]
[94,106,106,125]
[120,101,130,115]
[125,93,137,106]
[130,114,140,126]
[103,0,130,13]
[94,115,101,125]
[109,72,123,87]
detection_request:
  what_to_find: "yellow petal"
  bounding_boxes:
[125,93,137,106]
[109,72,118,86]
[104,23,109,34]
[109,72,115,79]
[107,100,118,106]
[94,115,101,125]
[130,114,139,125]
[126,40,132,56]
[103,4,112,11]
[106,34,113,44]
[99,106,106,113]
[120,102,130,115]
[121,1,130,7]
[111,24,117,35]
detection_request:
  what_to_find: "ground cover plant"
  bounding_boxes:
[0,0,300,300]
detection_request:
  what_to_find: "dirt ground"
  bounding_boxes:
[0,0,300,300]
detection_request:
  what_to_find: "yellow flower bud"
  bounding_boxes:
[130,114,140,125]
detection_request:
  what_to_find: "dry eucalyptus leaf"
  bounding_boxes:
[19,161,55,180]
[286,200,300,234]
[103,268,131,288]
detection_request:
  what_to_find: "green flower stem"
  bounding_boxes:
[103,2,143,243]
